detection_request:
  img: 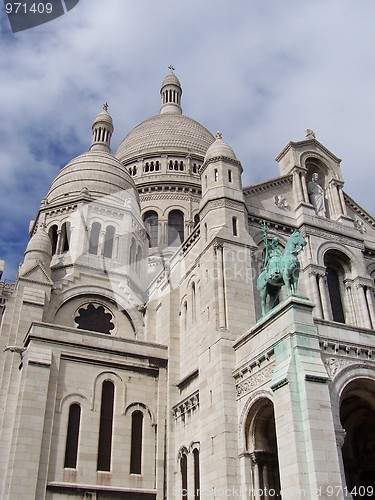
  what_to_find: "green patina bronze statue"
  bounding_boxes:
[257,222,306,317]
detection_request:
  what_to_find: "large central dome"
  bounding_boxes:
[116,70,214,164]
[116,114,214,162]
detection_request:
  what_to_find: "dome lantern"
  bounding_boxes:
[160,65,183,115]
[90,103,114,153]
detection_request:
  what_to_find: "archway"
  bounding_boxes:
[245,399,281,499]
[340,379,375,498]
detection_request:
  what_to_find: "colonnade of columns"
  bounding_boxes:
[309,270,375,329]
[249,451,280,500]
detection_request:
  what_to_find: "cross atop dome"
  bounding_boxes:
[168,64,175,73]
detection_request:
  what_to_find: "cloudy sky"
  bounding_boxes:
[0,0,374,280]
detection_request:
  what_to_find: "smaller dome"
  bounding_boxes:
[25,225,52,257]
[161,72,181,87]
[204,132,237,162]
[93,107,113,126]
[20,224,52,276]
[46,151,136,205]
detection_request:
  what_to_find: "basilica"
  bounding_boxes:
[0,70,375,499]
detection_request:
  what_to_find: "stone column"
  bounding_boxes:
[344,281,357,327]
[98,230,106,257]
[56,229,63,254]
[300,170,309,203]
[239,453,253,500]
[318,273,331,320]
[309,272,323,319]
[328,180,343,219]
[114,235,120,260]
[335,427,352,500]
[356,283,372,329]
[337,184,348,216]
[159,219,167,246]
[293,170,304,205]
[365,286,375,329]
[250,455,262,500]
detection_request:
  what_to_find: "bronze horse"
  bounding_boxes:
[257,230,306,317]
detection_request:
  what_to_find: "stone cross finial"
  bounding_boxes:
[103,102,109,112]
[216,131,222,139]
[168,64,175,72]
[305,129,316,139]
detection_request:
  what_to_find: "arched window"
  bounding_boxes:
[61,221,71,252]
[168,210,184,246]
[64,403,81,468]
[193,448,200,500]
[144,211,158,248]
[104,225,115,258]
[214,169,218,182]
[228,169,232,183]
[49,225,58,255]
[180,451,188,499]
[194,214,200,227]
[130,410,143,474]
[324,250,350,324]
[326,266,345,323]
[97,381,115,471]
[89,222,101,255]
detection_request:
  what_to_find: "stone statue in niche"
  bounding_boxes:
[307,172,326,217]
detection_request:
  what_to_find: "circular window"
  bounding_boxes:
[74,303,115,335]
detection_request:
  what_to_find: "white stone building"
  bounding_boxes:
[0,70,375,499]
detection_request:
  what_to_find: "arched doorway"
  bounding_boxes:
[340,379,375,498]
[245,399,281,499]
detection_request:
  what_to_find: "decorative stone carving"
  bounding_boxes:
[172,391,199,422]
[274,195,289,210]
[324,357,354,378]
[236,364,274,398]
[354,219,367,234]
[305,129,316,139]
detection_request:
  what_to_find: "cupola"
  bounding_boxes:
[20,223,52,275]
[90,102,114,152]
[160,66,183,115]
[200,132,243,205]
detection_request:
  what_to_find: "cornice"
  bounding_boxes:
[243,175,292,196]
[344,192,375,228]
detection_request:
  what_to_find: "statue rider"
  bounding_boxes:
[263,223,282,280]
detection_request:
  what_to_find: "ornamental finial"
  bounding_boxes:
[103,102,109,112]
[168,64,175,73]
[216,131,222,139]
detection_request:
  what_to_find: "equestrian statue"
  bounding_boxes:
[257,222,306,317]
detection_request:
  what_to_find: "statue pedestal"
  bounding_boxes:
[238,296,346,499]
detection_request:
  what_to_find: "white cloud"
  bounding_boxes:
[1,0,375,279]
